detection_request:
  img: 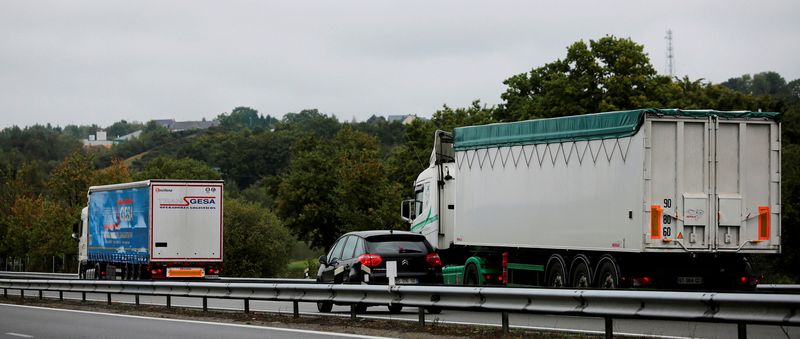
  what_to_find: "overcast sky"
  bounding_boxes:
[1,1,798,128]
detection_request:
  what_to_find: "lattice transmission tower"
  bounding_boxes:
[665,29,675,78]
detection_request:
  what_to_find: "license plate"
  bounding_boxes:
[677,276,704,285]
[396,277,418,285]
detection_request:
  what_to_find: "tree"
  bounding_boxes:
[276,126,403,249]
[217,107,277,131]
[133,157,221,180]
[48,150,94,209]
[497,36,670,120]
[223,198,293,277]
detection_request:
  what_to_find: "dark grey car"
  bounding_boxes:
[316,230,443,313]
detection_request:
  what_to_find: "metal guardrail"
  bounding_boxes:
[0,271,312,284]
[0,279,798,339]
[0,271,77,279]
[756,284,800,292]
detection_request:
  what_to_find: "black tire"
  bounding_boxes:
[545,255,567,287]
[388,304,403,313]
[464,263,479,286]
[426,306,442,314]
[595,259,619,289]
[317,301,333,313]
[570,255,591,288]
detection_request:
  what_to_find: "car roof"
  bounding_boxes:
[343,230,422,239]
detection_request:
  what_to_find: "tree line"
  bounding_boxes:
[0,36,798,281]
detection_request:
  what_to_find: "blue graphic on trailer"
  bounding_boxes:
[88,187,150,264]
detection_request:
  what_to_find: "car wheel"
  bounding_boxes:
[317,301,333,313]
[388,304,403,313]
[426,306,442,314]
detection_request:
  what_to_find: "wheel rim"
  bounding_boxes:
[601,273,616,288]
[551,272,564,287]
[575,273,589,288]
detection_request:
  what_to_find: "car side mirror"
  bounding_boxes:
[319,255,327,265]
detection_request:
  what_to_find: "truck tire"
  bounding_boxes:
[569,255,591,288]
[464,263,479,286]
[545,255,567,287]
[595,258,619,289]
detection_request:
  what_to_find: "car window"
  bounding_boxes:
[341,236,358,260]
[366,235,429,255]
[328,236,348,262]
[353,238,365,257]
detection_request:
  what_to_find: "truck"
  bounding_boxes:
[401,108,781,289]
[74,180,224,280]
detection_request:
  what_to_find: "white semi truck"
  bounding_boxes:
[74,180,224,280]
[402,109,781,289]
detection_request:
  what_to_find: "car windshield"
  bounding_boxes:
[366,235,428,255]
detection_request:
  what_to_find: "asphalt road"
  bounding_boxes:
[0,303,384,339]
[3,290,799,338]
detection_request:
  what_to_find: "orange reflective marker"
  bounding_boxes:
[677,232,683,239]
[650,205,662,239]
[758,206,770,241]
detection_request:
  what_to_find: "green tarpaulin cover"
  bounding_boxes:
[453,108,780,151]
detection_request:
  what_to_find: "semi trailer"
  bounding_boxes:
[402,108,781,289]
[74,180,224,279]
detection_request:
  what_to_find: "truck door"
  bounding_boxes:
[713,118,780,251]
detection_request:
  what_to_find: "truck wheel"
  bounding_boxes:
[545,255,567,287]
[464,264,479,286]
[570,255,591,288]
[317,301,333,313]
[595,260,619,289]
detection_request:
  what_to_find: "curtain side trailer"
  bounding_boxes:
[75,179,224,280]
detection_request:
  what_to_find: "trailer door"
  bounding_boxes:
[713,118,780,251]
[646,117,713,250]
[151,183,223,261]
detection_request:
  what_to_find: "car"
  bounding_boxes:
[316,230,443,314]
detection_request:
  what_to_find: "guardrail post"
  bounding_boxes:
[244,299,250,314]
[418,307,425,327]
[604,317,613,339]
[203,297,208,312]
[350,304,357,320]
[59,291,63,301]
[38,290,43,300]
[293,301,299,318]
[20,289,24,300]
[107,293,111,305]
[501,312,509,333]
[3,288,6,298]
[81,291,86,302]
[135,294,140,306]
[737,323,747,339]
[166,295,171,309]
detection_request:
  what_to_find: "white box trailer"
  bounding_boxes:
[76,179,224,279]
[403,109,781,289]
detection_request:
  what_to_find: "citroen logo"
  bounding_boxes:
[401,259,409,266]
